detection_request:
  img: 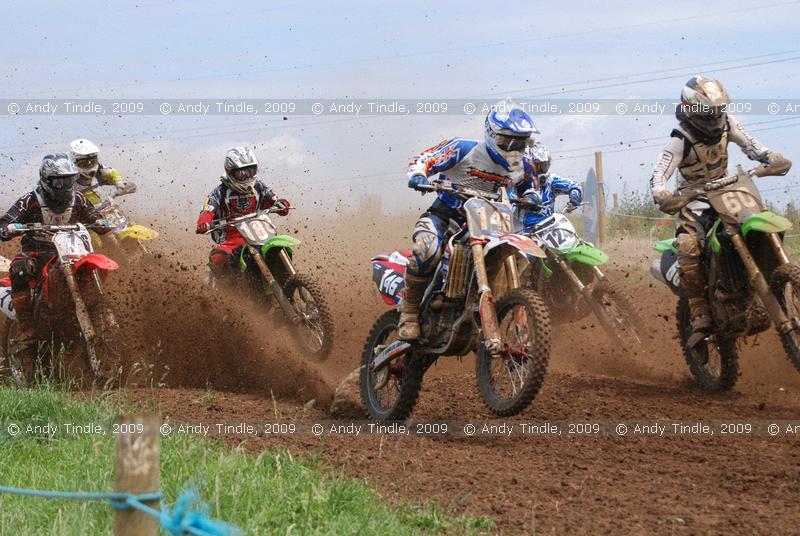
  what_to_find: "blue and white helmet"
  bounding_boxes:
[485,100,539,169]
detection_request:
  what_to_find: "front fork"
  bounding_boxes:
[727,227,793,334]
[248,245,300,324]
[471,241,502,355]
[62,263,96,342]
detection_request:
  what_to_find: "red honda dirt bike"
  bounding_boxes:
[1,222,123,387]
[361,181,552,421]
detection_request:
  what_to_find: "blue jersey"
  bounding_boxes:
[512,163,581,230]
[407,137,523,210]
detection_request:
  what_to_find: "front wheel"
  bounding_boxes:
[360,310,424,422]
[84,301,123,389]
[476,288,551,417]
[677,297,739,391]
[2,319,45,387]
[770,263,800,373]
[282,273,335,359]
[587,281,645,350]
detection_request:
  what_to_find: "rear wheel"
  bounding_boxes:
[360,310,424,422]
[283,273,335,359]
[476,288,551,417]
[677,297,739,391]
[588,281,645,350]
[770,263,800,373]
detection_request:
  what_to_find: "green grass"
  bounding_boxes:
[0,385,493,535]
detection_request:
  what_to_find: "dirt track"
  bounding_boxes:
[4,213,800,534]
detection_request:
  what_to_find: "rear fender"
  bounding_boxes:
[654,239,677,254]
[371,251,409,305]
[565,243,608,266]
[260,235,301,257]
[117,224,159,241]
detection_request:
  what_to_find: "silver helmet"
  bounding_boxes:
[676,76,731,140]
[525,141,551,176]
[39,153,78,212]
[222,146,258,193]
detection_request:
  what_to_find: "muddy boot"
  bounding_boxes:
[9,292,37,352]
[687,297,712,348]
[398,273,428,341]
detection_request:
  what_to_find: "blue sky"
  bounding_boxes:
[1,0,799,218]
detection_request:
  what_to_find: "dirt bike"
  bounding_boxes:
[1,222,123,387]
[651,163,800,390]
[92,195,158,261]
[521,204,643,348]
[206,207,334,359]
[361,180,552,421]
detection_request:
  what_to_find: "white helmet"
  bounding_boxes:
[222,146,259,193]
[69,138,100,184]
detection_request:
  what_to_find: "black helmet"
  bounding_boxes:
[39,153,78,212]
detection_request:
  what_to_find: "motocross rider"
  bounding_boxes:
[650,76,791,346]
[399,101,538,340]
[513,141,583,230]
[195,147,291,279]
[69,139,136,205]
[0,154,110,348]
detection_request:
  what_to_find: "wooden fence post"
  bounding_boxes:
[595,151,607,244]
[114,414,160,536]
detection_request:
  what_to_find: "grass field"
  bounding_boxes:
[0,385,492,535]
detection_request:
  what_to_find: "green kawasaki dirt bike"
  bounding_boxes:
[651,163,800,390]
[521,205,644,349]
[206,207,334,359]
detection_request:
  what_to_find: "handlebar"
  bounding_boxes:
[207,206,284,233]
[7,222,110,234]
[417,180,502,202]
[659,166,757,215]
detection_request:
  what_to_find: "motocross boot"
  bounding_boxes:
[679,263,712,347]
[398,273,429,341]
[9,291,37,351]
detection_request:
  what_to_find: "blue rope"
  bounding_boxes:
[0,485,239,536]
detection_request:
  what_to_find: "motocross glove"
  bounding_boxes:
[408,174,430,192]
[568,188,583,207]
[521,189,543,210]
[0,223,22,240]
[275,199,291,216]
[196,222,211,234]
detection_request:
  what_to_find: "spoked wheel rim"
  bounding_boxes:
[597,294,643,347]
[487,303,539,402]
[287,285,325,353]
[781,281,800,352]
[367,324,404,413]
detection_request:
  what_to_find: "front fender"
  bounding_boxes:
[485,234,546,259]
[117,224,159,241]
[260,235,302,257]
[73,253,120,273]
[564,243,608,266]
[741,211,793,237]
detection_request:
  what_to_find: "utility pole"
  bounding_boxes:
[595,151,606,244]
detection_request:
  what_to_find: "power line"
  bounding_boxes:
[12,1,798,98]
